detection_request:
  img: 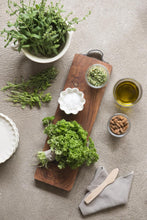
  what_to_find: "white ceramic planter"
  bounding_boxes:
[11,31,72,63]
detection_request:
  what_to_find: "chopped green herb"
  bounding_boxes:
[87,65,108,87]
[1,67,58,108]
[37,118,99,169]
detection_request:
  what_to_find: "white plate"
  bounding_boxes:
[0,113,19,163]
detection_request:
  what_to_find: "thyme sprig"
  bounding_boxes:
[1,67,58,109]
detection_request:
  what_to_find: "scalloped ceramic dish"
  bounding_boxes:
[0,113,19,163]
[58,88,86,114]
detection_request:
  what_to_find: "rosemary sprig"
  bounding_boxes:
[1,67,58,109]
[2,67,57,92]
[7,91,52,109]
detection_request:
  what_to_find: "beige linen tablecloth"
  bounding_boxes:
[0,0,147,220]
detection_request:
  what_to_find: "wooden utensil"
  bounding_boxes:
[84,168,119,204]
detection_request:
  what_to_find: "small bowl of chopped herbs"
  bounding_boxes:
[85,64,109,89]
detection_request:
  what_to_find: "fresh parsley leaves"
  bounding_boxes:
[41,117,99,169]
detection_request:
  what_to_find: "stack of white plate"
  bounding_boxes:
[0,113,19,163]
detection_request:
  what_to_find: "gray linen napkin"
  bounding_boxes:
[79,166,134,216]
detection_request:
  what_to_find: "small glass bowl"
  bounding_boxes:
[58,88,86,114]
[85,64,109,89]
[113,78,143,107]
[107,113,131,138]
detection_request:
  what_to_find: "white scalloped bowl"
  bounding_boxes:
[0,113,19,163]
[58,88,86,114]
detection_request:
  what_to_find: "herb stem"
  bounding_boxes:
[1,67,58,109]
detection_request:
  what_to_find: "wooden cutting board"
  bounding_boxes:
[34,53,112,191]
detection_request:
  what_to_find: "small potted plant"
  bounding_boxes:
[1,0,90,63]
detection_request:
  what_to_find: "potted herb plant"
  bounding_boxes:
[1,0,90,63]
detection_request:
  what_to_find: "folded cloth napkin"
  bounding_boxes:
[79,166,134,216]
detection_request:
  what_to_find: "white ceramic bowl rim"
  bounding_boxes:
[0,113,19,163]
[12,31,72,63]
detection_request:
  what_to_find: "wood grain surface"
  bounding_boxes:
[34,54,112,191]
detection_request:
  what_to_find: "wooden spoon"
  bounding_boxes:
[84,168,119,204]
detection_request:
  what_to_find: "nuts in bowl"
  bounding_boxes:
[107,113,130,137]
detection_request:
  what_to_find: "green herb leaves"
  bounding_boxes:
[87,65,108,87]
[1,0,91,57]
[1,67,58,108]
[40,117,99,169]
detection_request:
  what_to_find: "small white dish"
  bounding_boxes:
[0,113,19,163]
[58,88,86,114]
[11,32,72,63]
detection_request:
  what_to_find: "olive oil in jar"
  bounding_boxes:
[113,79,142,107]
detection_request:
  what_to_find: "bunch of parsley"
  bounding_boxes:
[1,67,58,108]
[38,117,99,169]
[1,0,90,57]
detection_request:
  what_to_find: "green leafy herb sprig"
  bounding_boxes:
[37,117,99,169]
[1,67,58,108]
[1,0,91,57]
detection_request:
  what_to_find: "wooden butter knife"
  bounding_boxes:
[84,168,119,204]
